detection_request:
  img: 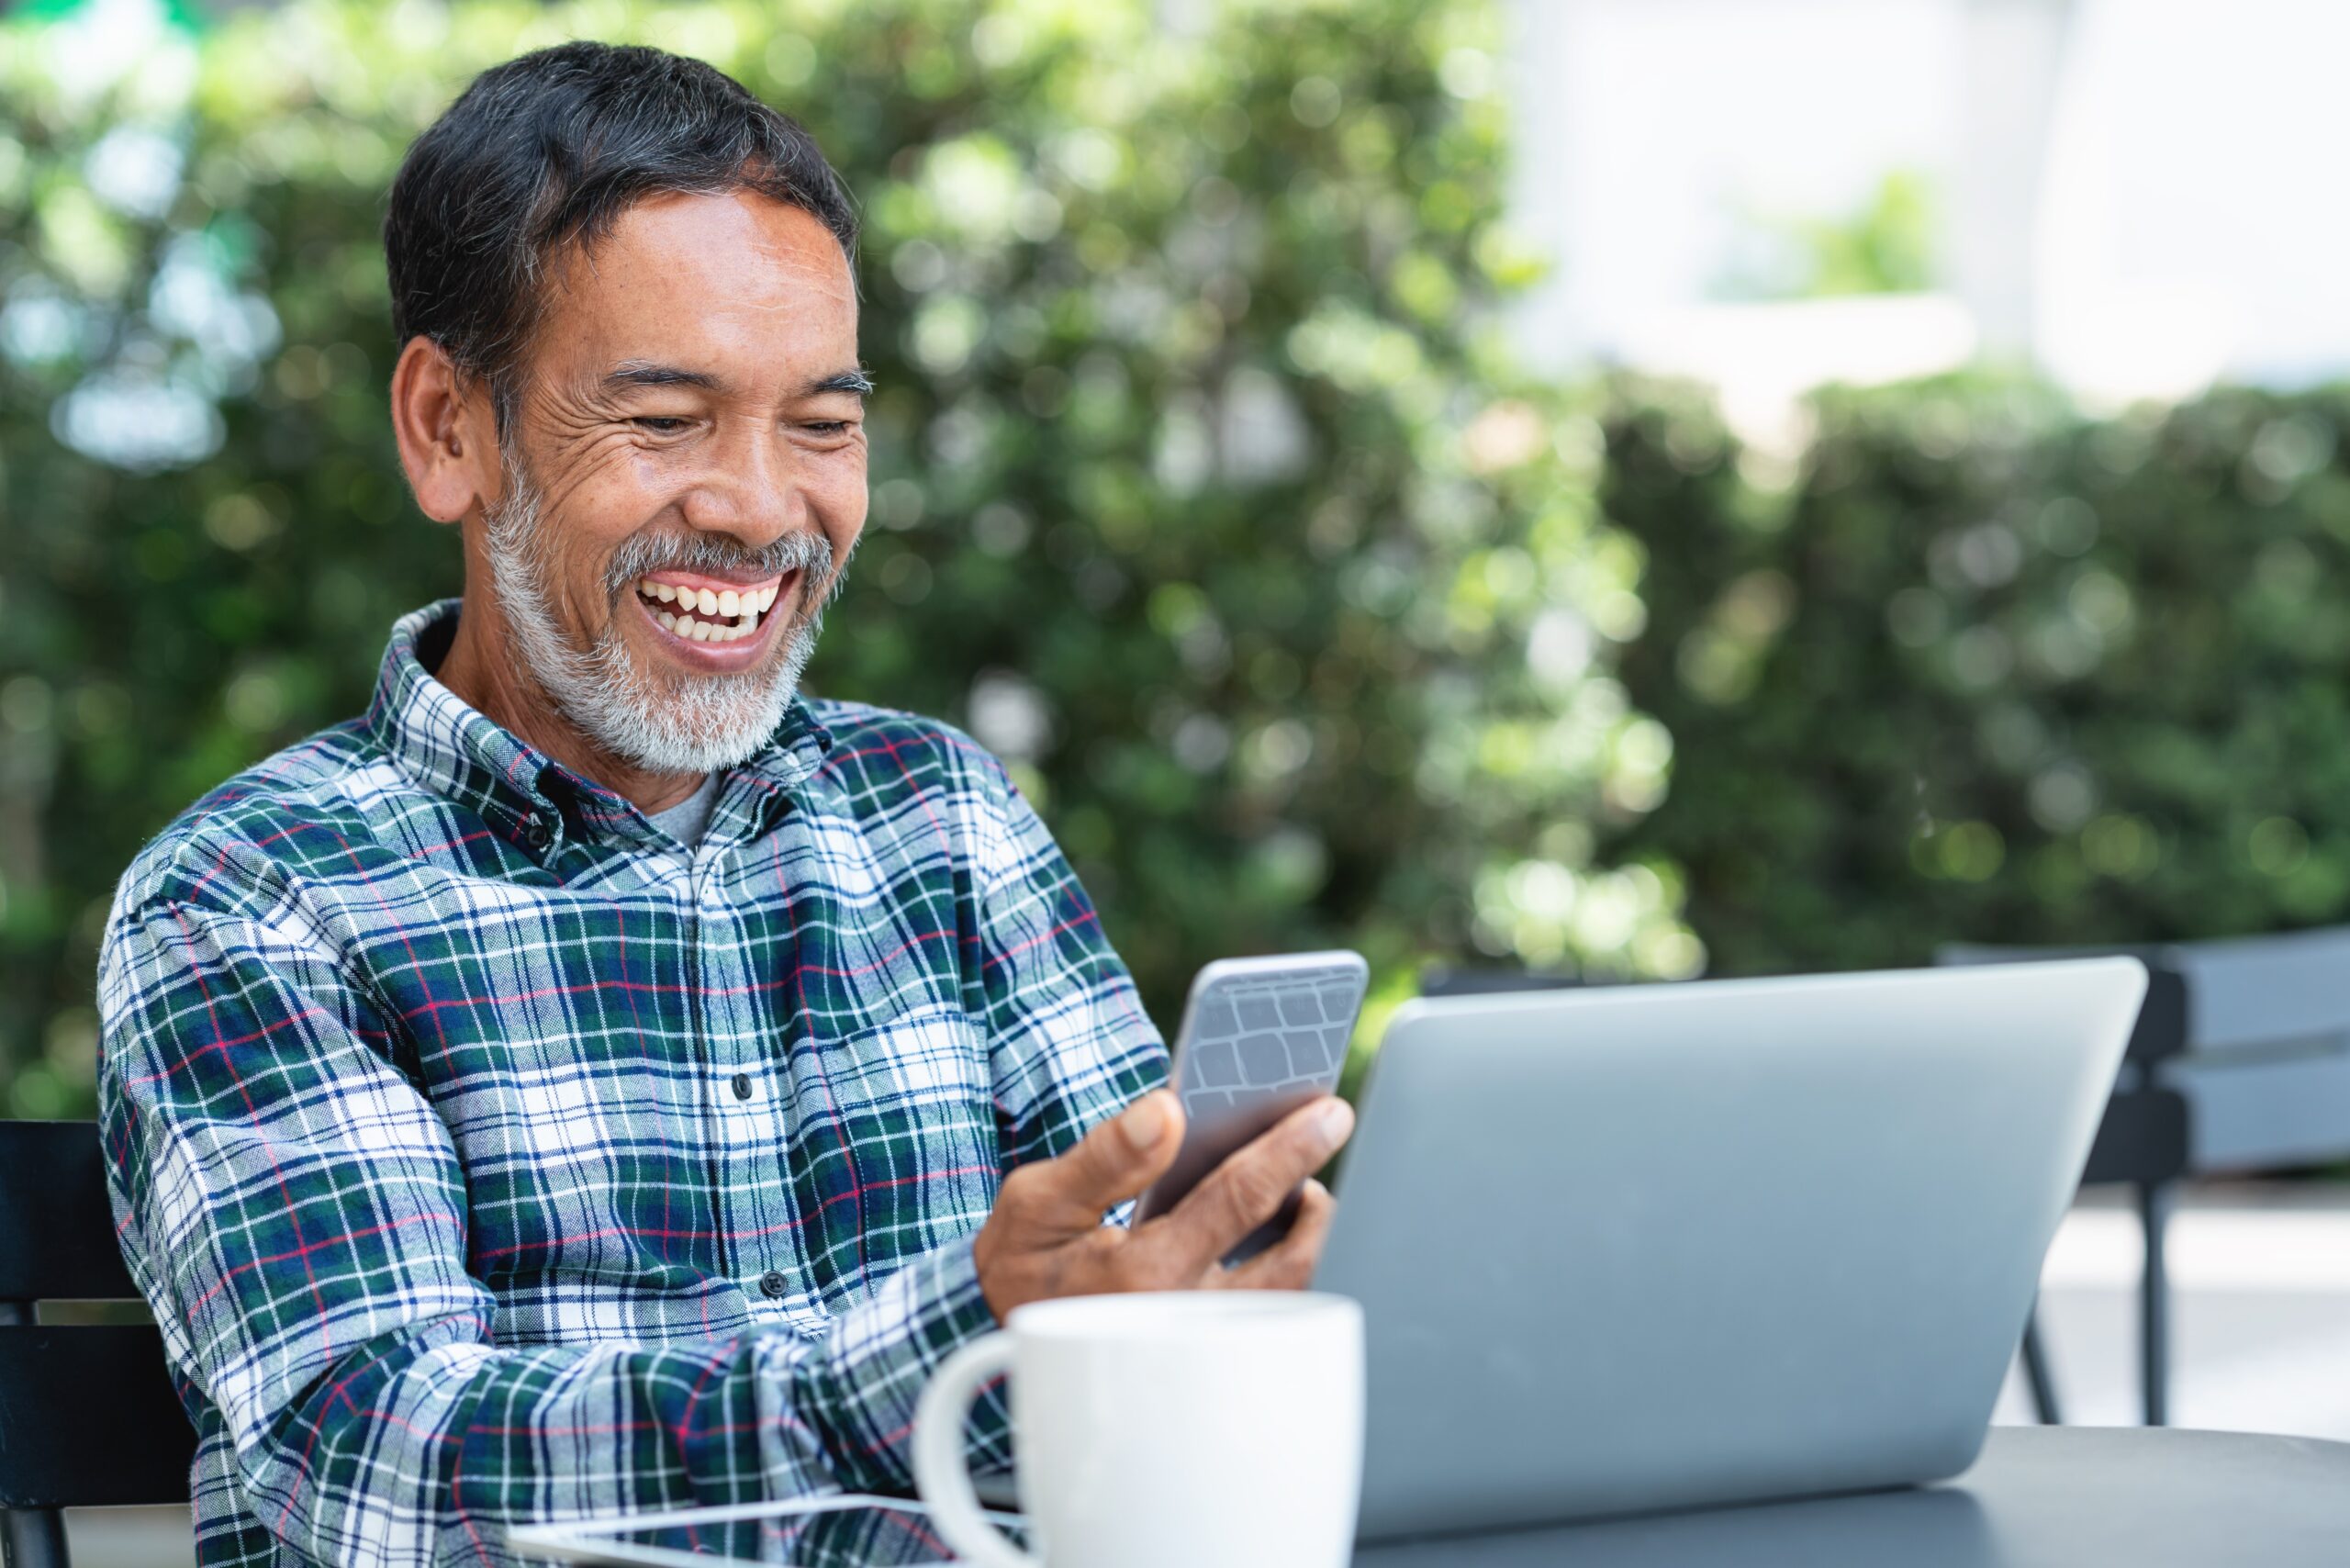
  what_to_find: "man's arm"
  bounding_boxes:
[954,749,1353,1319]
[965,754,1167,1170]
[100,890,998,1566]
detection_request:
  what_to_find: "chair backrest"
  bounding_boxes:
[0,1121,196,1520]
[2077,1086,2191,1185]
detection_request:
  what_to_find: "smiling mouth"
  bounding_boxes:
[632,576,787,644]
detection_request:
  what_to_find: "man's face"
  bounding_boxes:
[479,188,868,774]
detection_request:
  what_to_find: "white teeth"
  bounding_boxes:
[639,580,778,644]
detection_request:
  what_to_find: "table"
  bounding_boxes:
[1354,1428,2350,1567]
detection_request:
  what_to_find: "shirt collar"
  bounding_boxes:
[365,599,834,854]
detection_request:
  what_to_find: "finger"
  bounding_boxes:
[1154,1095,1353,1273]
[1027,1090,1186,1224]
[1217,1178,1337,1292]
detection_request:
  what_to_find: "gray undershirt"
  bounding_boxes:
[645,772,723,846]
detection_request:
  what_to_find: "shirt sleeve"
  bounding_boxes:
[99,889,1001,1568]
[965,756,1169,1170]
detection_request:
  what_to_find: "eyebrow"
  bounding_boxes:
[600,362,874,398]
[804,367,875,398]
[603,362,722,392]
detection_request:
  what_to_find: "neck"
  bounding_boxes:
[434,578,708,815]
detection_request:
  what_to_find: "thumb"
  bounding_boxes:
[1041,1090,1184,1220]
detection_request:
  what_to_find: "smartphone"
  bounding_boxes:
[1133,950,1370,1263]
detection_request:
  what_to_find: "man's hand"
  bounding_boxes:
[973,1089,1354,1321]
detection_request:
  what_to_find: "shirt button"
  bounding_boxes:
[730,1072,753,1101]
[521,817,553,851]
[758,1270,788,1300]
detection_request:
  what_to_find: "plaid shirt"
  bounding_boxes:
[96,599,1165,1566]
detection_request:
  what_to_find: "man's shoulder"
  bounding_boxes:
[804,697,1009,798]
[112,719,395,922]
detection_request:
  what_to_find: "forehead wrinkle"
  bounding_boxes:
[642,212,853,308]
[708,267,856,320]
[529,197,859,413]
[647,269,856,363]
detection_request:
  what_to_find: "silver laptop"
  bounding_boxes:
[1315,958,2145,1540]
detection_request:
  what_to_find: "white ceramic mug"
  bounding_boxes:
[912,1291,1364,1568]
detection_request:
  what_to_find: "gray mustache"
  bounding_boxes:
[602,529,841,599]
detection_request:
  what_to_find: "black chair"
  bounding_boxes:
[2016,1070,2192,1426]
[0,1121,196,1568]
[1940,951,2196,1427]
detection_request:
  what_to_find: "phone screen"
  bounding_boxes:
[1135,952,1369,1259]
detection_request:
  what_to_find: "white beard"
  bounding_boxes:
[478,456,849,775]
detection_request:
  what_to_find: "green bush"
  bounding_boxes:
[0,0,1686,1115]
[17,3,2350,1122]
[1604,374,2350,976]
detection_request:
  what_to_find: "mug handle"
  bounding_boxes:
[912,1332,1039,1568]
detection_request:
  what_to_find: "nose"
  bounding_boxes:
[677,415,800,544]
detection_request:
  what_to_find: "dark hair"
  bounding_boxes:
[384,41,858,432]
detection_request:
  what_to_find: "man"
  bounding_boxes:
[97,41,1351,1565]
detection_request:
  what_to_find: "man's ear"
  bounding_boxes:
[389,336,500,525]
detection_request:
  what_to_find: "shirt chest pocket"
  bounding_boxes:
[781,1001,1003,1266]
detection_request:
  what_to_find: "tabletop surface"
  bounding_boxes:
[1353,1427,2350,1568]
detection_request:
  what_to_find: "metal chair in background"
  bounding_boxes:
[0,1121,195,1568]
[1943,930,2350,1428]
[2013,1041,2192,1426]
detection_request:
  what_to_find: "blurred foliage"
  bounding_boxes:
[1716,169,1939,301]
[0,0,1691,1116]
[1605,374,2350,976]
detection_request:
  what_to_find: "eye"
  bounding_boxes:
[803,420,856,437]
[632,416,691,434]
